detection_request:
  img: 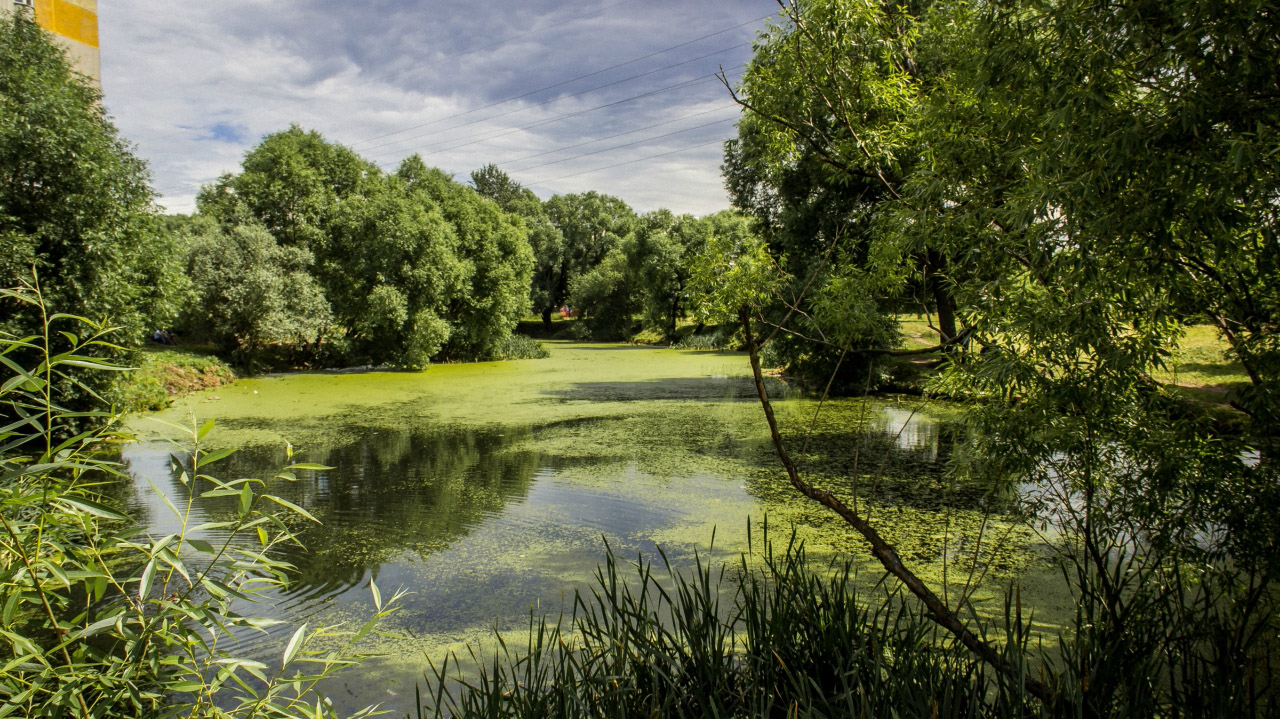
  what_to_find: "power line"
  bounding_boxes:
[369,69,741,166]
[496,104,738,168]
[508,116,737,174]
[522,138,727,186]
[352,0,635,102]
[158,70,743,198]
[153,9,769,199]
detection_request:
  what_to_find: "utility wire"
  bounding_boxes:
[508,116,737,174]
[153,9,771,198]
[522,138,726,186]
[496,103,738,168]
[353,0,635,101]
[372,69,742,167]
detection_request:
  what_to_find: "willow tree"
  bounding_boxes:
[727,0,1279,713]
[723,0,961,389]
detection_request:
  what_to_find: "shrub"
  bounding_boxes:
[498,334,550,360]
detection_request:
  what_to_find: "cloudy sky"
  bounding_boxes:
[97,0,780,217]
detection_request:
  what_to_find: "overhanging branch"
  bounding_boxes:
[739,305,1052,705]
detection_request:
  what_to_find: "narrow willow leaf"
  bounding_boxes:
[71,616,118,641]
[54,359,130,371]
[139,559,156,599]
[264,495,319,523]
[196,447,236,468]
[54,496,129,521]
[352,615,380,644]
[2,592,20,625]
[285,463,333,471]
[197,418,216,440]
[238,484,253,515]
[158,547,190,584]
[166,680,205,693]
[283,624,309,667]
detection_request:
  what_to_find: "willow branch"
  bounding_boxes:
[739,306,1052,704]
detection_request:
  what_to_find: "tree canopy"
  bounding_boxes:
[727,0,1279,712]
[0,14,182,347]
[188,130,534,367]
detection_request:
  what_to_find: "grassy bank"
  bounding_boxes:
[115,344,237,412]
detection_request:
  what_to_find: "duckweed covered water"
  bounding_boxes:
[121,342,1070,713]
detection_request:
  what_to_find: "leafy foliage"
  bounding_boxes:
[187,223,331,363]
[726,1,1280,714]
[421,535,1022,718]
[0,283,397,717]
[189,133,535,368]
[0,14,187,407]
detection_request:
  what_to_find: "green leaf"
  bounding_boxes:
[264,494,319,523]
[187,538,216,554]
[54,496,129,521]
[196,447,236,468]
[53,359,130,371]
[285,463,333,471]
[282,623,309,667]
[71,616,119,641]
[238,484,253,515]
[2,592,21,625]
[138,559,156,599]
[197,418,216,440]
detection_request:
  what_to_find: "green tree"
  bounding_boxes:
[187,222,331,362]
[400,158,534,361]
[197,125,375,252]
[470,164,567,329]
[724,0,958,386]
[319,167,461,367]
[568,248,637,340]
[729,1,1279,712]
[543,191,637,318]
[0,14,183,358]
[193,138,534,368]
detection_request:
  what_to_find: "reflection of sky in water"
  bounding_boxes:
[875,407,941,460]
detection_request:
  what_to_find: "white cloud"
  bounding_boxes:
[99,0,775,216]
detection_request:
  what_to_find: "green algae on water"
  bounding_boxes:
[120,341,1072,716]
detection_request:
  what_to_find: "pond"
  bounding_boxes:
[121,341,1067,714]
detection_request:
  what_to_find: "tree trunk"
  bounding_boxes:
[926,248,957,341]
[541,306,553,331]
[933,281,957,342]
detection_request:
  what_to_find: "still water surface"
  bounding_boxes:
[121,342,1052,712]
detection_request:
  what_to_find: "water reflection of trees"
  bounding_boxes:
[753,405,1020,515]
[162,425,544,600]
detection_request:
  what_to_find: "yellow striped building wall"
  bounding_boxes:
[3,0,100,86]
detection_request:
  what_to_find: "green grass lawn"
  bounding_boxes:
[1150,324,1250,406]
[893,314,1248,407]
